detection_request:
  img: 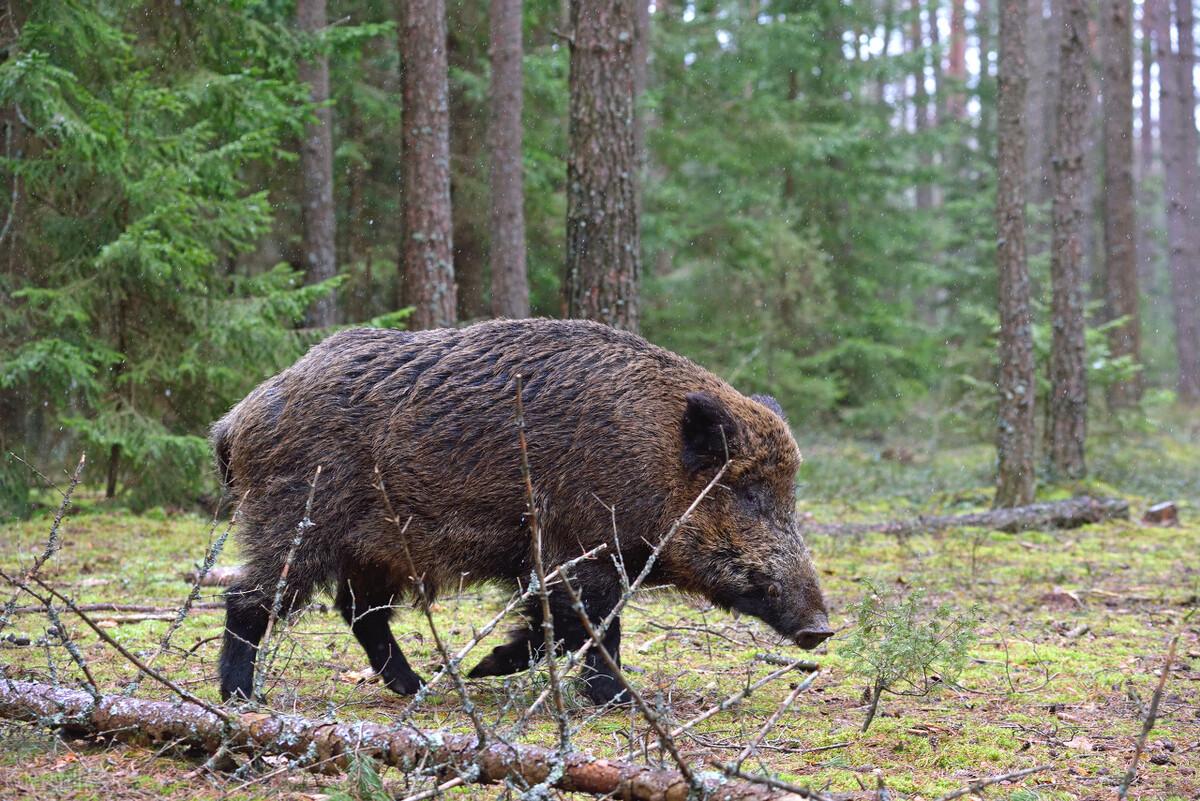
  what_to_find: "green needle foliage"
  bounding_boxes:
[0,1,339,509]
[839,580,978,732]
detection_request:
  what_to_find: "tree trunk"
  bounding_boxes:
[911,0,933,210]
[1171,0,1200,403]
[1045,0,1090,480]
[488,0,530,319]
[1101,0,1141,407]
[298,0,338,329]
[1155,0,1200,402]
[947,0,967,118]
[402,0,457,330]
[564,0,641,332]
[994,0,1036,508]
[0,680,806,801]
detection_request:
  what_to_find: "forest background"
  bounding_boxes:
[1,0,1198,514]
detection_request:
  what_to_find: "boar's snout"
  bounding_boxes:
[793,615,834,650]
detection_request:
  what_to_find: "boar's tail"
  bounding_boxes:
[210,413,236,489]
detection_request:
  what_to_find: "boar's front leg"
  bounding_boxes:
[552,566,629,707]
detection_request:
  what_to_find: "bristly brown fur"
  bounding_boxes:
[212,318,830,704]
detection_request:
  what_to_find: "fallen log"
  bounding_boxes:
[8,602,225,616]
[181,565,244,587]
[804,495,1129,538]
[0,679,819,801]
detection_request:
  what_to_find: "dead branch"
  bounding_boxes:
[181,565,244,587]
[1118,635,1180,799]
[805,496,1129,538]
[7,602,225,615]
[0,680,815,801]
[931,764,1052,801]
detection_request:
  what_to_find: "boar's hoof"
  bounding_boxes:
[580,673,631,707]
[381,669,425,696]
[467,642,537,678]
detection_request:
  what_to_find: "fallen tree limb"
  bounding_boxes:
[804,496,1129,538]
[0,680,818,801]
[8,602,225,616]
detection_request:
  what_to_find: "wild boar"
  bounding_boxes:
[212,318,831,704]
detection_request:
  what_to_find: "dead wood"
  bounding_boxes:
[0,680,814,801]
[804,496,1129,538]
[181,565,244,587]
[8,602,224,616]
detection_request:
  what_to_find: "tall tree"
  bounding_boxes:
[402,0,457,329]
[1154,0,1200,402]
[911,0,933,210]
[947,0,967,118]
[488,0,529,318]
[564,0,641,331]
[1045,0,1090,479]
[1174,0,1200,402]
[994,0,1036,507]
[1100,0,1141,407]
[298,0,338,328]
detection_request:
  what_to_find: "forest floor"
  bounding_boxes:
[0,420,1197,800]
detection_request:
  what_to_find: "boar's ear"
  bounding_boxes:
[750,394,788,423]
[682,392,739,472]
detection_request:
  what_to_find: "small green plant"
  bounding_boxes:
[839,581,978,732]
[325,753,391,801]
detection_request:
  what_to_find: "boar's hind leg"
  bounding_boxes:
[467,599,546,678]
[219,576,313,702]
[335,578,424,695]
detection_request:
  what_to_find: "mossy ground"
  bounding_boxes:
[1,426,1197,800]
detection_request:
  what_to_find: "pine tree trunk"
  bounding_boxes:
[1046,0,1090,480]
[947,0,967,118]
[1175,0,1200,402]
[402,0,457,330]
[1155,0,1200,402]
[911,0,933,210]
[994,0,1036,508]
[564,0,641,331]
[1101,0,1141,407]
[488,0,529,319]
[298,0,338,328]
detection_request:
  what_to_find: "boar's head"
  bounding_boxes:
[667,390,832,649]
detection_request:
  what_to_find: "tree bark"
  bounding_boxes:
[911,0,933,210]
[564,0,641,332]
[994,0,1036,508]
[947,0,967,118]
[298,0,338,329]
[1168,0,1200,402]
[1101,0,1142,407]
[1045,0,1090,480]
[0,680,811,801]
[488,0,530,319]
[402,0,457,330]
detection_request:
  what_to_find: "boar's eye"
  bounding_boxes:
[737,482,767,510]
[766,582,781,599]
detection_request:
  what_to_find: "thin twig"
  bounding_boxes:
[734,673,819,770]
[1118,635,1180,799]
[715,761,834,801]
[252,466,321,699]
[514,374,571,753]
[558,566,699,790]
[932,764,1052,801]
[14,573,234,723]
